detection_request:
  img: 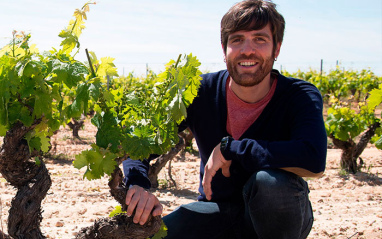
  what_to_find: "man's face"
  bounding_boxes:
[224,23,280,87]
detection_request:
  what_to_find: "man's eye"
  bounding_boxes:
[231,38,242,43]
[255,38,266,42]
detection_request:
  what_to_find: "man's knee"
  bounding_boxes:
[244,169,291,193]
[243,169,308,206]
[242,169,313,238]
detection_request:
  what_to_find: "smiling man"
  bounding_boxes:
[123,0,327,238]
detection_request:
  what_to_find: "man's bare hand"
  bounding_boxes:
[125,185,163,225]
[202,143,232,201]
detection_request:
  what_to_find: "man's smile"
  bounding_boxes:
[239,61,257,67]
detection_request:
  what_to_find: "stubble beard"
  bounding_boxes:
[226,53,275,87]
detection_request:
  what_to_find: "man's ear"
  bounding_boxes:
[274,42,282,59]
[222,44,227,61]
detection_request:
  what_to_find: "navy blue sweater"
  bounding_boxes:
[123,69,327,202]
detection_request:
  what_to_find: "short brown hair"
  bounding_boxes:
[221,0,285,54]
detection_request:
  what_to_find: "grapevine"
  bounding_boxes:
[2,0,379,237]
[282,67,381,105]
[71,52,202,239]
[0,2,97,238]
[74,53,202,180]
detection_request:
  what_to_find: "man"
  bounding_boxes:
[123,0,327,238]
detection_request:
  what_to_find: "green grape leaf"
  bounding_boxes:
[74,149,103,180]
[58,29,78,55]
[94,111,122,153]
[19,81,35,99]
[96,57,119,77]
[109,205,126,217]
[28,136,42,152]
[73,151,89,169]
[122,128,154,160]
[0,124,8,136]
[91,112,102,128]
[183,74,201,106]
[100,149,119,175]
[35,157,41,166]
[0,76,11,111]
[19,107,33,127]
[168,92,187,124]
[40,136,51,153]
[48,118,61,132]
[70,9,87,37]
[70,83,90,118]
[103,91,116,108]
[368,87,382,110]
[25,126,51,153]
[0,104,8,126]
[374,136,382,150]
[22,60,44,78]
[89,81,101,101]
[151,221,168,239]
[74,145,118,180]
[8,102,22,123]
[50,60,87,88]
[34,90,52,118]
[50,83,62,102]
[84,150,104,179]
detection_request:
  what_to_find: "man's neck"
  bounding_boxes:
[229,72,274,104]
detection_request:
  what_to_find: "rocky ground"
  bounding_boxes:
[0,121,381,238]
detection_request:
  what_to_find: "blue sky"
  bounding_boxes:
[1,0,381,76]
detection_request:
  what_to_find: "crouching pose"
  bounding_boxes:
[123,0,327,238]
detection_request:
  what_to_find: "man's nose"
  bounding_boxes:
[240,40,256,55]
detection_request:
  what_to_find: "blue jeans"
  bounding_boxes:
[163,169,313,239]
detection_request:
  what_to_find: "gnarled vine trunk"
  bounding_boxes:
[68,117,85,138]
[330,122,380,173]
[148,136,185,188]
[75,158,162,239]
[75,214,162,239]
[0,122,51,239]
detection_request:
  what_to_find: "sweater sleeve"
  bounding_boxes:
[122,154,159,189]
[222,82,327,174]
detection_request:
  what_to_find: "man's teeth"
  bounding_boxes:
[239,62,255,66]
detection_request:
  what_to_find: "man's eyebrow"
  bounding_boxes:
[253,32,271,38]
[228,33,243,40]
[228,31,271,40]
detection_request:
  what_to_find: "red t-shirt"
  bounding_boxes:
[226,77,277,140]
